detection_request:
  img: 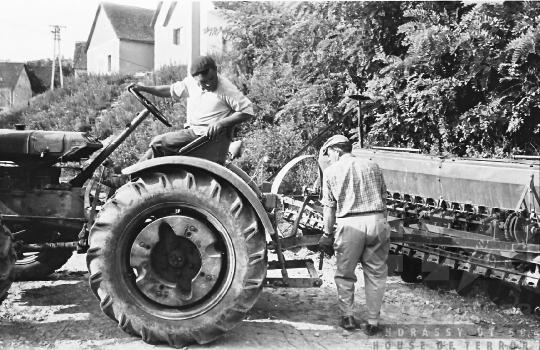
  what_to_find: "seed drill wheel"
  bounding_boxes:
[421,263,450,290]
[399,255,422,283]
[13,230,73,281]
[271,154,321,253]
[422,273,443,290]
[452,270,478,296]
[86,168,267,347]
[0,223,16,304]
[518,290,540,316]
[483,278,511,305]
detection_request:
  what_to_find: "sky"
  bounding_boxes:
[0,0,161,62]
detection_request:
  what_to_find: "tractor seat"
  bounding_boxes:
[177,128,242,164]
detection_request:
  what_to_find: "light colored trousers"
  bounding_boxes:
[334,212,391,324]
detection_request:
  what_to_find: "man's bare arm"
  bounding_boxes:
[323,206,337,236]
[206,112,253,140]
[128,83,171,98]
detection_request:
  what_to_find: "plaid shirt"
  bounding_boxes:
[321,154,387,217]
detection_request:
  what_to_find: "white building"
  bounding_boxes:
[152,1,229,71]
[86,2,154,75]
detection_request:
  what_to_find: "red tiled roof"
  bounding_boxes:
[0,62,25,89]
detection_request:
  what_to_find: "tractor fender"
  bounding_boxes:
[123,156,275,236]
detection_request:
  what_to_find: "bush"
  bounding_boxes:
[0,67,189,169]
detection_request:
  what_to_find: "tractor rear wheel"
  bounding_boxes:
[12,230,73,281]
[86,168,267,347]
[0,222,16,304]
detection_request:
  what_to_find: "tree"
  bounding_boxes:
[212,2,409,184]
[366,1,540,156]
[26,59,74,94]
[215,1,540,159]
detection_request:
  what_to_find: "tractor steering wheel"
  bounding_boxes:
[128,86,172,127]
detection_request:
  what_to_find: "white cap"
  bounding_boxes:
[320,134,351,156]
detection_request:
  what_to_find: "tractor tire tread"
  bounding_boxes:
[86,168,266,346]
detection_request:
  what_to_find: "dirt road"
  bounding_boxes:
[1,249,539,350]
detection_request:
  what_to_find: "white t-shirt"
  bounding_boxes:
[170,75,254,135]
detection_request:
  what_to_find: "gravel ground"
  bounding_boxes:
[1,249,539,350]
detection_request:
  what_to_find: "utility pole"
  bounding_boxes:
[349,95,371,148]
[49,25,65,90]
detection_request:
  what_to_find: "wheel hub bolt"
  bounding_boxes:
[168,251,185,268]
[189,225,198,232]
[206,275,213,281]
[139,242,151,250]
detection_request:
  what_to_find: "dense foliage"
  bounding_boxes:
[25,59,74,94]
[215,1,540,161]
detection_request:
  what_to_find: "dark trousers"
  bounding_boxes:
[139,129,199,162]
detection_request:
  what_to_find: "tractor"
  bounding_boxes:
[0,88,320,346]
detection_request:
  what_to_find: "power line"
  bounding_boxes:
[0,17,50,36]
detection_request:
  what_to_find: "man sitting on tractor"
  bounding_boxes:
[129,55,254,161]
[102,56,255,188]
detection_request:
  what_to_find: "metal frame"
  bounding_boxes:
[265,259,322,288]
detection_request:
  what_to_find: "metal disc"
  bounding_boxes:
[130,215,222,306]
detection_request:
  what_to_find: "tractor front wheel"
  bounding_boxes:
[12,230,73,281]
[0,222,16,304]
[86,167,267,346]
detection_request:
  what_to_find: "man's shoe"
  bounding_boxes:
[364,323,382,336]
[339,316,357,330]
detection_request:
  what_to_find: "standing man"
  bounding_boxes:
[318,135,391,335]
[128,56,254,161]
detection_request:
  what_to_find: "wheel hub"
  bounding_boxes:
[130,215,223,306]
[168,250,185,268]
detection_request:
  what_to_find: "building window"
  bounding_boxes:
[108,55,111,72]
[173,28,182,45]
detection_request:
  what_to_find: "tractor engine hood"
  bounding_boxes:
[0,129,102,164]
